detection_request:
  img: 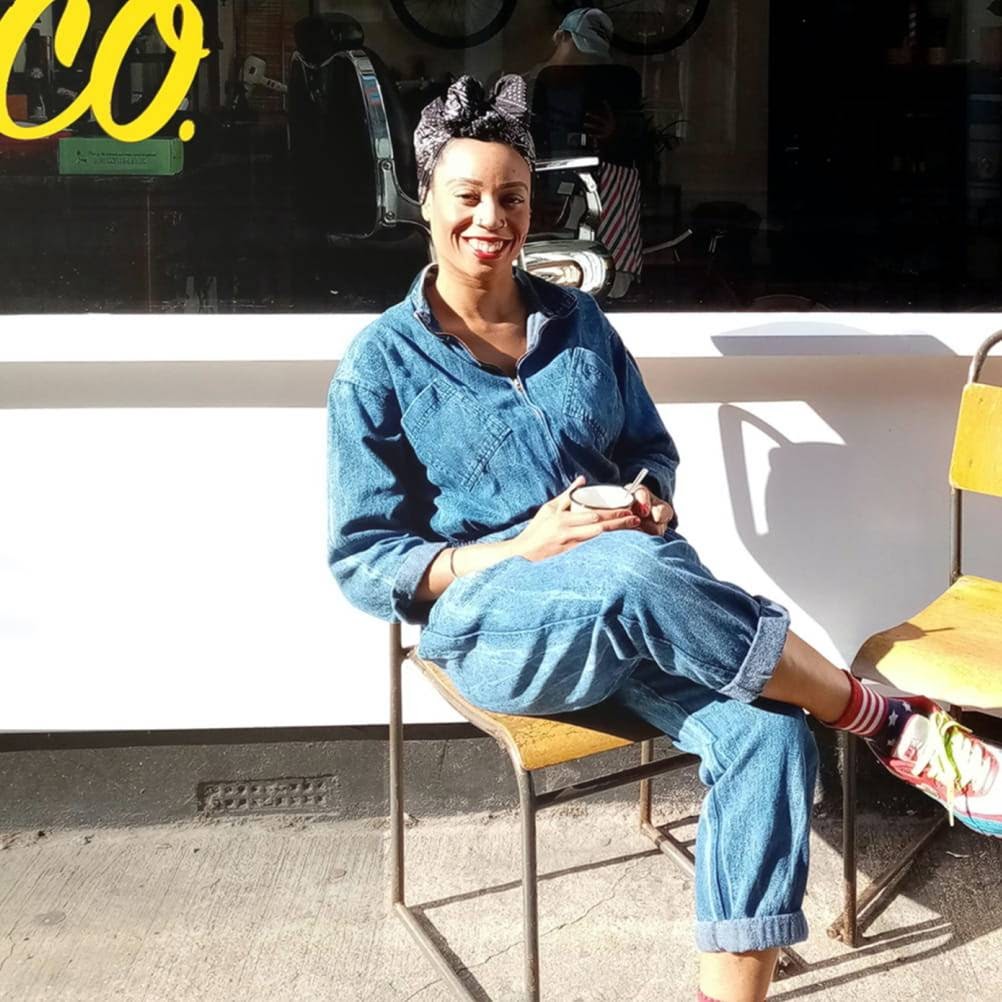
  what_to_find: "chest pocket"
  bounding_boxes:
[560,347,625,453]
[402,379,512,492]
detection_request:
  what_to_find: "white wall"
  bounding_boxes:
[2,315,1001,731]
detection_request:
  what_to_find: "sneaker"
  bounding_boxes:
[871,707,1002,838]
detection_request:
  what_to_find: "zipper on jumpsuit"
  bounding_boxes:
[510,320,574,485]
[413,309,574,485]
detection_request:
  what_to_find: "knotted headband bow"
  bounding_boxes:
[414,74,536,201]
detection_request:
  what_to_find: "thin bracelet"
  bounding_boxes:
[448,546,461,580]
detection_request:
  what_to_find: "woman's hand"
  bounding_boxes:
[512,476,640,562]
[628,484,674,537]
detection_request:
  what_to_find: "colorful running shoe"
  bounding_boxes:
[869,704,1002,838]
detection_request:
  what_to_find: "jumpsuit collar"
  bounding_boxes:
[406,263,578,336]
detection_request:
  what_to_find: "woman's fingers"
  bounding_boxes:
[564,512,639,542]
[563,507,632,526]
[563,510,602,526]
[602,513,642,532]
[552,475,586,511]
[633,503,673,536]
[627,485,652,518]
[651,503,672,527]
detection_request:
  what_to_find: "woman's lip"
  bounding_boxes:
[464,237,511,259]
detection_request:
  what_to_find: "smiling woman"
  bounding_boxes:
[326,72,1002,1002]
[411,76,535,375]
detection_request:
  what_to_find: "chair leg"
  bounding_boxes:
[840,730,860,946]
[389,631,478,1001]
[389,623,405,908]
[828,730,947,945]
[515,767,541,1002]
[825,729,865,945]
[639,739,654,828]
[826,730,860,945]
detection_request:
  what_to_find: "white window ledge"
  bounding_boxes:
[1,312,1001,364]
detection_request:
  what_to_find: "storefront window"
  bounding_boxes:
[2,1,1000,314]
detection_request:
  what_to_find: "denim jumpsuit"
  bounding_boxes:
[327,265,817,953]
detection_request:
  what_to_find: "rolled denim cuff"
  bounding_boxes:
[718,596,790,704]
[392,540,449,624]
[695,910,808,953]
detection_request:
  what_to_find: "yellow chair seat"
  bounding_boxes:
[852,575,1002,714]
[408,651,661,772]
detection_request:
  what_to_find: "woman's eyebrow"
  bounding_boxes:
[446,177,528,190]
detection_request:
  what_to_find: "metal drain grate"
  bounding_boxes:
[198,774,339,816]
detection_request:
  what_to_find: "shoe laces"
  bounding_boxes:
[910,710,994,826]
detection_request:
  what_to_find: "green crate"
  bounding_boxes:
[58,137,184,176]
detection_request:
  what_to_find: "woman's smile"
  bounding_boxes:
[464,235,511,260]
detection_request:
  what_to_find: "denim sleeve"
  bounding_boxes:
[327,377,447,624]
[603,315,681,528]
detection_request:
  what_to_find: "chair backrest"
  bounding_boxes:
[287,44,422,238]
[287,53,379,235]
[293,13,364,63]
[949,381,1002,498]
[949,330,1002,582]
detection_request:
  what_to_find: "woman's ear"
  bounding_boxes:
[420,194,431,223]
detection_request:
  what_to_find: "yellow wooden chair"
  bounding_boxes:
[387,624,704,1000]
[829,329,1002,947]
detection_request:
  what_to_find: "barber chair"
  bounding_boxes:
[285,24,614,295]
[286,15,379,236]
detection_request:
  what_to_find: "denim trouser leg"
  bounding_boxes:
[610,662,817,952]
[420,530,790,716]
[418,529,814,952]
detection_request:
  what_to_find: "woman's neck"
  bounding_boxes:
[428,262,523,330]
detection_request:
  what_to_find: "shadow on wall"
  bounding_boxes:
[643,343,1002,666]
[716,403,945,660]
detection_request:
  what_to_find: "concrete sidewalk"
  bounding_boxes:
[1,804,1000,1002]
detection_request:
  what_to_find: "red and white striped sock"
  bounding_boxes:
[828,674,889,737]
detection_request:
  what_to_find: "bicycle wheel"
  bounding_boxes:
[389,0,517,50]
[594,0,712,55]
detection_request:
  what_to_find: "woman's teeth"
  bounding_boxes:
[468,238,506,253]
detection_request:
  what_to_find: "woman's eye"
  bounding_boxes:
[504,196,524,207]
[457,193,478,204]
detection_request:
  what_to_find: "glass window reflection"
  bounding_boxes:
[1,1,999,314]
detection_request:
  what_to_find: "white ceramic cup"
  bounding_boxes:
[569,483,636,512]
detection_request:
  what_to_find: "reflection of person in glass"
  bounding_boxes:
[531,9,647,299]
[327,75,1002,1002]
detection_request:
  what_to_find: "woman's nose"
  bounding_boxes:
[474,197,504,230]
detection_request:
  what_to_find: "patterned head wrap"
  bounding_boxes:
[414,74,536,202]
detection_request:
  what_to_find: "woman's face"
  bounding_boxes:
[421,138,531,280]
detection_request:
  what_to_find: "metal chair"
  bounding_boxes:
[388,625,806,1000]
[829,329,1002,946]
